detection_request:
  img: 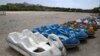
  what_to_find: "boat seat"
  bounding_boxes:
[8,32,22,43]
[20,36,41,52]
[22,29,34,37]
[33,32,48,44]
[22,29,48,44]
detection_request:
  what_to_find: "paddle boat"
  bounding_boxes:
[32,24,80,48]
[6,29,67,56]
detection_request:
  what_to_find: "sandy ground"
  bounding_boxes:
[0,11,99,56]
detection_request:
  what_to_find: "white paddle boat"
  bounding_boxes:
[6,29,67,56]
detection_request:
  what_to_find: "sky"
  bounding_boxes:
[0,0,100,9]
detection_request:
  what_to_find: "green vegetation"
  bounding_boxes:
[0,3,100,13]
[92,6,100,15]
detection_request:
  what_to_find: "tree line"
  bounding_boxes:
[0,3,100,13]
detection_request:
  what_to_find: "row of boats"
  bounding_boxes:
[6,15,100,56]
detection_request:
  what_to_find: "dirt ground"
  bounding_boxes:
[0,11,99,56]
